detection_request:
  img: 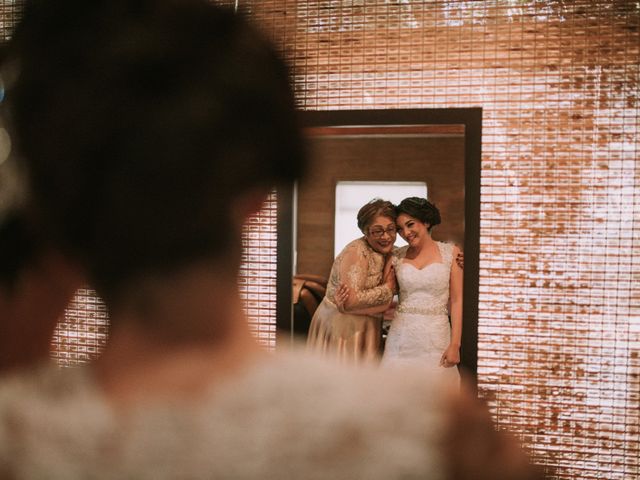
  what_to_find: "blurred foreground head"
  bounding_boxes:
[1,0,305,303]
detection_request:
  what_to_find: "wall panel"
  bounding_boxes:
[249,1,639,478]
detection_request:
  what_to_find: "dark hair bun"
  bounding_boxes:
[396,197,441,229]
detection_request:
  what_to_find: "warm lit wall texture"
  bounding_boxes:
[249,1,639,479]
[1,1,638,479]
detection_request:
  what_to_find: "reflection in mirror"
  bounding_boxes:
[276,108,481,380]
[296,124,465,273]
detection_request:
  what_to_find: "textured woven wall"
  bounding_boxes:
[0,1,637,478]
[248,1,639,478]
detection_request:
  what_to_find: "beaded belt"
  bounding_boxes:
[396,304,448,316]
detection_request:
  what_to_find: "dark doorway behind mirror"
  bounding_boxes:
[277,108,481,379]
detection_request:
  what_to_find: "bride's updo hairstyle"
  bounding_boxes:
[396,197,441,232]
[357,199,396,234]
[1,0,305,303]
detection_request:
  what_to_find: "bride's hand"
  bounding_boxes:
[440,344,460,368]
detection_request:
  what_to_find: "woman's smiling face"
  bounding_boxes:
[396,213,429,247]
[364,215,397,254]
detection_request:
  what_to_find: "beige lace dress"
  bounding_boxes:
[306,237,393,363]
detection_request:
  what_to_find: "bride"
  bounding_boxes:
[381,197,463,388]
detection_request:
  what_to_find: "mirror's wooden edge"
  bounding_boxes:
[299,107,482,129]
[462,108,482,389]
[276,183,295,343]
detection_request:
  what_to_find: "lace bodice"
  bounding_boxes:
[325,238,393,311]
[393,242,453,315]
[382,242,458,378]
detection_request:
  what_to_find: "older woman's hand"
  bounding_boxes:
[383,262,397,293]
[335,283,350,312]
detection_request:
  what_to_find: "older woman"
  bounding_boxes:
[306,199,397,363]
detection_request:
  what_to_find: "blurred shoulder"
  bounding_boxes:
[260,348,448,422]
[0,362,112,472]
[0,361,91,403]
[232,349,449,477]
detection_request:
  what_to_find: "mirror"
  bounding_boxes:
[277,108,481,379]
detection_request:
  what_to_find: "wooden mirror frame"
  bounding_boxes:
[276,107,482,381]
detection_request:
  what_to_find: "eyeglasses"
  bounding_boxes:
[368,225,397,238]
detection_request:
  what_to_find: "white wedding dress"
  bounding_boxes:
[382,242,460,389]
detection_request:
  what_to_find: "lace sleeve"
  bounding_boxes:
[338,243,393,311]
[438,242,454,270]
